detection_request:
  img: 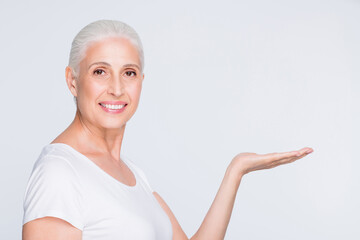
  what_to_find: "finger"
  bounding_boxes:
[260,151,299,162]
[257,149,313,172]
[270,153,310,168]
[264,156,297,169]
[270,156,298,167]
[297,147,314,155]
[263,147,313,160]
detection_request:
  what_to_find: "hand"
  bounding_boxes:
[229,147,314,176]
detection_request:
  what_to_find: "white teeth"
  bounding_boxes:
[101,103,125,109]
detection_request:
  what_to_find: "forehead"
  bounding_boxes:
[81,37,141,68]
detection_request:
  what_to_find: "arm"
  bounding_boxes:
[153,165,241,240]
[22,156,84,240]
[153,192,189,240]
[154,147,313,240]
[190,165,241,240]
[22,217,82,240]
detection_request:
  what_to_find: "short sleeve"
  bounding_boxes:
[23,155,84,230]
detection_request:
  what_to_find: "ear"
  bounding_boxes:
[65,66,78,97]
[141,73,145,82]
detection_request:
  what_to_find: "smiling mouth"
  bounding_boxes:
[99,103,127,109]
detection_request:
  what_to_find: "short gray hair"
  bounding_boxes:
[68,19,144,79]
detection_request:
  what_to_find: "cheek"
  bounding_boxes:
[81,80,106,100]
[128,82,142,101]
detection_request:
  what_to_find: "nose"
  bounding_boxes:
[108,74,124,97]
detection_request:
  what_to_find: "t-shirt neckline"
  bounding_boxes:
[47,143,138,189]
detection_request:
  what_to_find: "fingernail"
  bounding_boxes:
[306,149,313,154]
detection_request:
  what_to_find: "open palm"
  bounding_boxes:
[231,147,314,176]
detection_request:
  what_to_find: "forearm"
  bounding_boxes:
[190,165,243,240]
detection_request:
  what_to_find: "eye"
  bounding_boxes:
[93,69,106,75]
[124,71,136,77]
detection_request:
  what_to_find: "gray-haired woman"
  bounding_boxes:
[22,19,313,240]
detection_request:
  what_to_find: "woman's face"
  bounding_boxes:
[67,37,144,131]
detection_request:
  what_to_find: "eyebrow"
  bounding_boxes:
[88,61,110,69]
[88,62,140,70]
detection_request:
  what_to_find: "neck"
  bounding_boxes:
[61,110,126,161]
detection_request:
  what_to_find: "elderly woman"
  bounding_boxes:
[22,20,313,240]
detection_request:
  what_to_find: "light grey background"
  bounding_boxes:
[1,0,359,239]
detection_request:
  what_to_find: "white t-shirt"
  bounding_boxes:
[23,143,173,240]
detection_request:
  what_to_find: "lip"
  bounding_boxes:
[99,101,128,105]
[99,101,128,114]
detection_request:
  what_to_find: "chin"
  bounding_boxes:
[104,124,126,129]
[100,121,127,130]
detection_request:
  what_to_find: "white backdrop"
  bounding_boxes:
[1,0,359,239]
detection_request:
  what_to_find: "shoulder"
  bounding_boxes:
[32,145,80,181]
[34,143,84,174]
[122,155,154,193]
[24,144,83,199]
[23,145,85,230]
[122,155,148,182]
[122,156,143,174]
